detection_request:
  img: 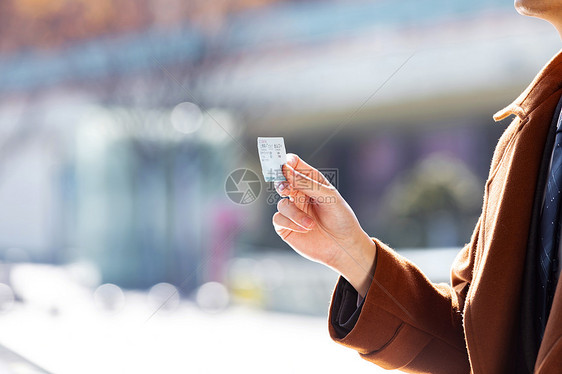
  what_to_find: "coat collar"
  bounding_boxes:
[494,49,562,122]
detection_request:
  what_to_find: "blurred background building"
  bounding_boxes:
[0,1,560,372]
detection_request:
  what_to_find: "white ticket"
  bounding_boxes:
[257,137,287,182]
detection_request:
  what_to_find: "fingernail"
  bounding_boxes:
[302,217,314,228]
[277,182,289,192]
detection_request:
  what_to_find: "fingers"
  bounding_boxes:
[274,153,338,203]
[272,212,310,234]
[283,163,336,200]
[274,181,291,197]
[284,153,331,185]
[276,198,315,230]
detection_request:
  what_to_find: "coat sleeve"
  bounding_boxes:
[328,218,480,373]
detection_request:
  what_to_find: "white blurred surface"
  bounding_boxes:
[0,247,460,373]
[0,301,396,374]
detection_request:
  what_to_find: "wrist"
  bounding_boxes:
[331,231,377,298]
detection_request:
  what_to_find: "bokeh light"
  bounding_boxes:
[170,102,203,134]
[196,282,229,313]
[147,282,180,312]
[93,284,125,314]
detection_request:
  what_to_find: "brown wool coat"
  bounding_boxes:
[329,50,562,373]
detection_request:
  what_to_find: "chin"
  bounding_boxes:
[514,0,561,17]
[514,0,536,16]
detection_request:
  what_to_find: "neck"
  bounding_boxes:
[515,3,562,40]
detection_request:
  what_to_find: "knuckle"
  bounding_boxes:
[272,212,285,224]
[272,213,283,232]
[276,197,289,211]
[325,184,337,195]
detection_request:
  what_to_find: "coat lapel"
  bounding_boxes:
[466,50,562,373]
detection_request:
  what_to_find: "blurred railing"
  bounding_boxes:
[0,0,513,93]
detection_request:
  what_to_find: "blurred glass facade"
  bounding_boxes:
[0,0,559,293]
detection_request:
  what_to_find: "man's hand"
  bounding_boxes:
[272,153,377,297]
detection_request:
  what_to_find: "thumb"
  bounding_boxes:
[284,153,331,186]
[284,162,337,201]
